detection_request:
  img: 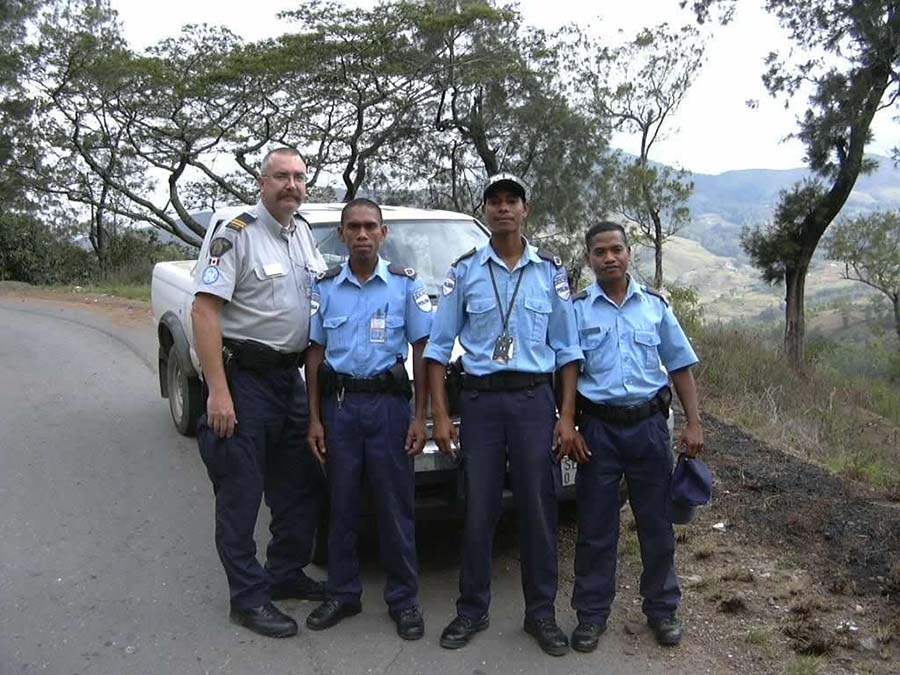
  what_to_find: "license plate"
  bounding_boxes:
[560,457,578,487]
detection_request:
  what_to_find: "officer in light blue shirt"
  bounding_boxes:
[425,173,583,657]
[304,198,431,642]
[568,221,704,654]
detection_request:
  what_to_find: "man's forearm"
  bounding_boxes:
[305,344,325,423]
[671,367,701,425]
[426,360,449,419]
[557,361,579,422]
[411,340,428,420]
[192,299,227,394]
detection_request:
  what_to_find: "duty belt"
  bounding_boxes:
[319,361,412,400]
[222,338,303,371]
[460,371,552,392]
[578,387,672,426]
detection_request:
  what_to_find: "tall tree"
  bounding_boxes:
[827,210,900,348]
[583,23,703,289]
[688,0,900,370]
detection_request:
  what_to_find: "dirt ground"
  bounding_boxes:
[560,412,900,675]
[5,284,899,674]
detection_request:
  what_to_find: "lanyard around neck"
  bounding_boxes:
[487,259,526,336]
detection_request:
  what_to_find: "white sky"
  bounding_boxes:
[110,0,898,175]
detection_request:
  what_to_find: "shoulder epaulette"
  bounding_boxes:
[388,263,417,279]
[451,247,477,266]
[317,265,342,281]
[226,212,257,232]
[572,289,588,301]
[642,285,670,307]
[536,248,563,267]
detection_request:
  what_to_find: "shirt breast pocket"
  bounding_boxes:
[580,327,613,371]
[322,315,351,350]
[386,313,405,344]
[634,330,661,369]
[465,299,497,340]
[523,296,551,343]
[253,264,289,310]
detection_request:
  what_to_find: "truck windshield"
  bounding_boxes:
[311,219,489,297]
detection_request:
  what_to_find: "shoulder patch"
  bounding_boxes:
[642,285,670,307]
[572,289,588,301]
[317,265,342,281]
[388,263,417,279]
[536,248,563,267]
[451,247,477,266]
[225,212,258,232]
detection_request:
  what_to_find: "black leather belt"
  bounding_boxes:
[578,387,671,426]
[333,371,398,394]
[223,338,303,371]
[460,371,552,392]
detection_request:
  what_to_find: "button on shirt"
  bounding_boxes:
[424,241,582,375]
[575,278,698,406]
[193,201,326,353]
[310,257,433,377]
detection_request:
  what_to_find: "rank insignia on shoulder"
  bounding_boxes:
[452,247,477,265]
[536,248,563,267]
[388,263,417,279]
[317,265,342,281]
[642,285,670,306]
[226,212,257,231]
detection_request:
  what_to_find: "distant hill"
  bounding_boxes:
[681,154,900,257]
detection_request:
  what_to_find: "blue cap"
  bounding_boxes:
[668,454,713,524]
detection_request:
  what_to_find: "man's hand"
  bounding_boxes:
[207,388,237,438]
[308,418,327,464]
[570,430,592,464]
[553,417,578,461]
[405,417,427,457]
[432,413,459,459]
[679,421,704,457]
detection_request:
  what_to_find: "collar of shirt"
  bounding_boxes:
[255,200,296,238]
[589,274,646,308]
[335,255,390,288]
[478,237,542,271]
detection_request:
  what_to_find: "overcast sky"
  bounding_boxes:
[110,0,897,175]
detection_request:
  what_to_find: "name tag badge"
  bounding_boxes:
[369,314,386,344]
[263,262,285,277]
[492,334,515,364]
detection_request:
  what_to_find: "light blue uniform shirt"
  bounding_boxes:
[310,257,433,377]
[424,240,583,375]
[574,277,699,406]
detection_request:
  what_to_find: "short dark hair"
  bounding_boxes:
[585,221,629,249]
[341,197,383,225]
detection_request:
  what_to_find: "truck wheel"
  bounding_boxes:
[167,345,202,436]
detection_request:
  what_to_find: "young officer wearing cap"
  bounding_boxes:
[304,198,432,641]
[568,221,704,651]
[426,173,583,656]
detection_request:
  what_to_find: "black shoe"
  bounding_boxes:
[306,599,362,630]
[571,621,607,653]
[647,614,682,646]
[390,605,425,641]
[524,617,569,656]
[439,614,489,649]
[229,602,298,638]
[270,574,326,601]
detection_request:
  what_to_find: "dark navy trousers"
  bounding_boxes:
[322,392,418,612]
[572,412,680,623]
[457,382,560,622]
[197,364,325,610]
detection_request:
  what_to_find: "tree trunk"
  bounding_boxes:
[652,209,663,289]
[784,259,810,371]
[892,293,900,349]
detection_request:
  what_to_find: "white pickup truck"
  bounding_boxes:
[151,203,582,514]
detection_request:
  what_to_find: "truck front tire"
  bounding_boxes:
[167,344,202,436]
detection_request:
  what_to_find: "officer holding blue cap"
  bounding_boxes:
[568,220,704,652]
[426,173,583,656]
[304,198,432,641]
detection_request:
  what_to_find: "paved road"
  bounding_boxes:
[0,295,716,675]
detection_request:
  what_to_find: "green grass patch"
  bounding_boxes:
[79,282,150,302]
[783,655,825,675]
